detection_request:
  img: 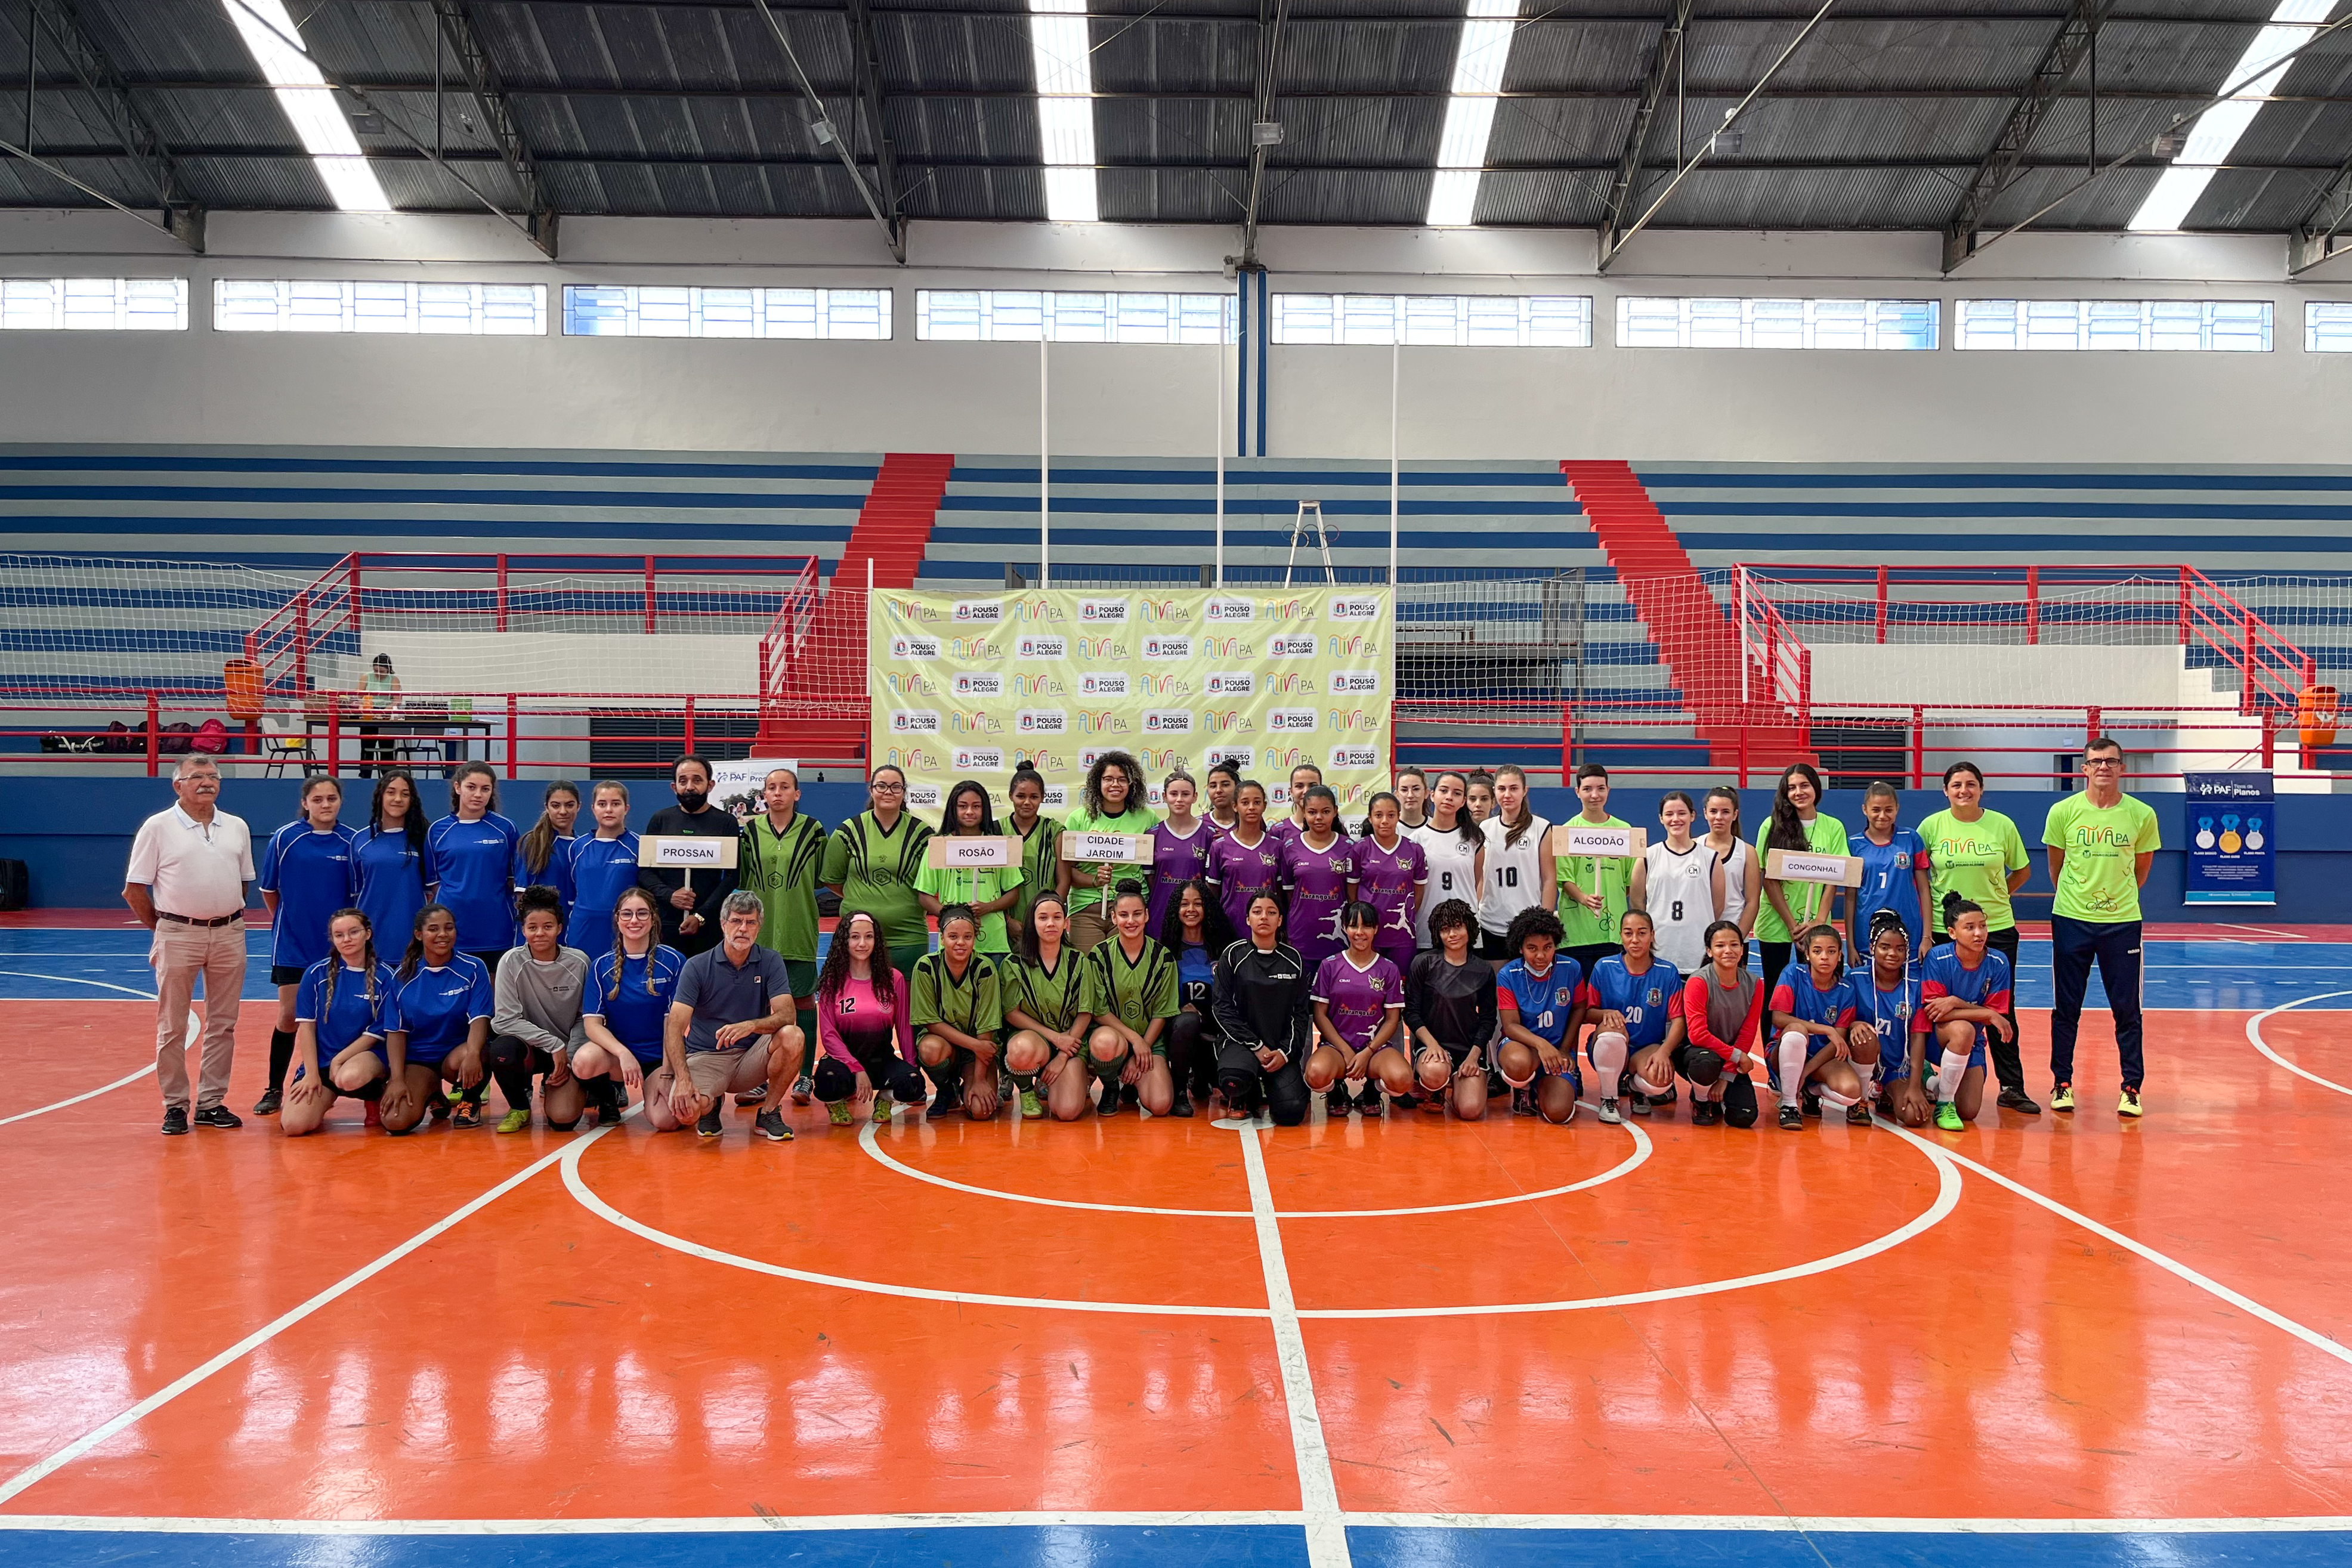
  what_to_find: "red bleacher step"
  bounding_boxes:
[764,452,956,760]
[1560,459,1812,774]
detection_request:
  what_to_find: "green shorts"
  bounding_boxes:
[886,941,930,984]
[781,958,818,1001]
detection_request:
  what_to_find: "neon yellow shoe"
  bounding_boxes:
[827,1100,852,1127]
[871,1094,894,1122]
[2118,1087,2143,1118]
[1934,1101,1964,1132]
[2051,1083,2075,1112]
[1019,1088,1045,1119]
[495,1108,531,1134]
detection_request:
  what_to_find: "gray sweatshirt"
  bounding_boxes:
[493,946,590,1054]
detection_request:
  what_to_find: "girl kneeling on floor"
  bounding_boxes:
[1081,882,1179,1117]
[280,908,394,1136]
[1765,921,1879,1131]
[1918,894,2016,1131]
[1303,900,1408,1117]
[1405,898,1495,1119]
[811,911,925,1124]
[1494,906,1585,1124]
[574,888,683,1127]
[1670,921,1763,1128]
[1002,892,1096,1121]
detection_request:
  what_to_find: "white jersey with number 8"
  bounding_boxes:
[1410,822,1481,948]
[1643,839,1716,975]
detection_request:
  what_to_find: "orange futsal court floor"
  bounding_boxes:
[2,930,2349,1568]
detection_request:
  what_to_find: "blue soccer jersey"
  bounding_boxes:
[1581,955,1681,1050]
[524,833,576,906]
[256,822,358,972]
[1849,827,1927,950]
[1920,944,2013,1013]
[585,945,685,1064]
[1853,966,1928,1085]
[390,954,494,1065]
[1497,955,1583,1049]
[353,825,430,955]
[426,812,521,953]
[295,958,395,1058]
[1770,969,1862,1031]
[565,833,643,955]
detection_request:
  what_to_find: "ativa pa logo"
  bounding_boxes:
[1010,673,1064,697]
[950,711,1002,734]
[884,672,937,697]
[948,636,1003,660]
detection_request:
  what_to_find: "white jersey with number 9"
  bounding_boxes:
[1410,821,1481,949]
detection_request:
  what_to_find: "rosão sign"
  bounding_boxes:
[870,588,1396,813]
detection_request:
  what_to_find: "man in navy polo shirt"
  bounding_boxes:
[662,890,806,1143]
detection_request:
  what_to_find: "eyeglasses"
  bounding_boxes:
[2085,758,2122,768]
[871,781,905,791]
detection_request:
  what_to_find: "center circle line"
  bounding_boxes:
[2245,988,2352,1097]
[854,1112,1652,1218]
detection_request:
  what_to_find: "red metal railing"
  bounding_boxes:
[243,552,828,697]
[1739,563,2317,719]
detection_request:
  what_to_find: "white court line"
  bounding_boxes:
[1877,1122,2352,1369]
[1232,1118,1350,1568]
[561,1134,1268,1319]
[2,1511,2344,1535]
[857,1114,1654,1219]
[2220,923,2308,941]
[0,970,205,1127]
[1295,1136,1962,1320]
[0,1128,608,1508]
[2245,990,2352,1098]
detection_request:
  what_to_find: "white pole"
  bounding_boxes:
[1215,341,1226,586]
[1389,341,1400,587]
[1039,336,1050,588]
[1738,565,1750,706]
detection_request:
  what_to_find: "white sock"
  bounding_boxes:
[1815,1084,1859,1109]
[1936,1048,1972,1105]
[1591,1032,1627,1093]
[1778,1030,1809,1108]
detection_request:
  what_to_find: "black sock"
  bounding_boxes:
[267,1029,295,1093]
[923,1056,963,1101]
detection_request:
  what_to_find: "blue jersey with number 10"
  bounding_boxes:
[1581,955,1680,1049]
[1497,955,1583,1047]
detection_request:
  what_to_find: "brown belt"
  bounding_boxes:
[157,911,245,928]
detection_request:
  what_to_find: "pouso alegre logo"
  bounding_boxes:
[1204,671,1255,695]
[1267,708,1318,732]
[890,709,941,734]
[1018,633,1067,660]
[1268,635,1316,658]
[1328,595,1382,621]
[1143,709,1194,734]
[1016,708,1068,735]
[1080,671,1129,697]
[1330,745,1380,769]
[1142,635,1192,660]
[1329,669,1381,695]
[1078,597,1130,622]
[891,635,941,660]
[1206,598,1254,621]
[953,672,1003,697]
[953,600,1005,623]
[907,783,942,810]
[954,747,1004,771]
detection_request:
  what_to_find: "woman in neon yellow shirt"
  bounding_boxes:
[1755,762,1844,998]
[1915,759,2038,1114]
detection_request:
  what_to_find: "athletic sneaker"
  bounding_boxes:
[363,1100,382,1130]
[928,1081,962,1119]
[2118,1087,2144,1118]
[252,1088,282,1117]
[790,1073,815,1106]
[1778,1104,1804,1131]
[1845,1100,1872,1127]
[1691,1099,1721,1127]
[1935,1101,1964,1132]
[755,1108,793,1142]
[1596,1097,1622,1125]
[828,1100,852,1126]
[1801,1093,1822,1119]
[450,1101,483,1129]
[161,1106,189,1136]
[1511,1087,1537,1118]
[1019,1087,1044,1119]
[871,1094,894,1122]
[496,1108,531,1134]
[2051,1082,2076,1112]
[1998,1087,2042,1115]
[735,1084,768,1106]
[1627,1094,1653,1118]
[193,1105,242,1130]
[1169,1090,1195,1118]
[1097,1086,1119,1118]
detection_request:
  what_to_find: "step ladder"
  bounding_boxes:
[1284,500,1336,586]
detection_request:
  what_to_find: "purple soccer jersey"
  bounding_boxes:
[1205,828,1285,935]
[1350,833,1426,958]
[1312,951,1405,1051]
[1281,833,1356,964]
[1145,820,1215,931]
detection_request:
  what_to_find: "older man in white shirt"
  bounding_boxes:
[123,756,255,1135]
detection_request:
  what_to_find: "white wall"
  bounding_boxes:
[2,210,2349,462]
[1808,643,2190,707]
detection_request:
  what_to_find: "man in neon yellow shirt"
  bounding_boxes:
[2041,737,2160,1118]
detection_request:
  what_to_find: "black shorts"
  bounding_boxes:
[1478,929,1515,961]
[270,963,306,986]
[1565,941,1621,978]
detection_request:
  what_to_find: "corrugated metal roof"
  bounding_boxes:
[0,0,2339,235]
